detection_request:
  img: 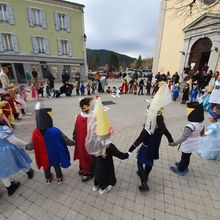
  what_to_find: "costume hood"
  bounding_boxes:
[35,102,53,130]
[187,102,204,122]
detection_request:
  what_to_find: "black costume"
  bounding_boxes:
[94,143,128,190]
[129,126,173,191]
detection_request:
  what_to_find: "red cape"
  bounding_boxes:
[32,128,49,171]
[74,114,94,174]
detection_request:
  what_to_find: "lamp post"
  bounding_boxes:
[83,34,88,79]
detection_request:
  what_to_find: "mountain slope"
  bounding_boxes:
[86,49,136,70]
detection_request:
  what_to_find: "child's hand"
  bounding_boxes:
[169,142,176,147]
[127,152,132,159]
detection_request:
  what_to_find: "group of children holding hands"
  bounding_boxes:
[1,80,220,197]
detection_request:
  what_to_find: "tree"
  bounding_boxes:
[109,52,119,71]
[167,0,220,18]
[135,55,142,70]
[142,58,153,70]
[94,54,100,70]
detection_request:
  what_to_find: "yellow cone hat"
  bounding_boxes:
[96,98,111,136]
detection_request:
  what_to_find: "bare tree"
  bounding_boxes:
[167,0,220,18]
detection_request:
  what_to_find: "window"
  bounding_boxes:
[57,40,72,56]
[32,37,49,54]
[0,4,14,24]
[28,8,47,28]
[32,9,41,26]
[54,13,71,32]
[0,33,19,52]
[0,4,7,21]
[59,14,66,30]
[61,40,68,55]
[36,37,45,53]
[2,34,13,51]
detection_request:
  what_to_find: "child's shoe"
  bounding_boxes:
[92,185,98,192]
[175,163,189,174]
[99,185,112,195]
[139,182,149,192]
[46,174,53,184]
[57,177,63,184]
[7,181,20,196]
[170,166,188,176]
[81,174,93,182]
[26,168,34,179]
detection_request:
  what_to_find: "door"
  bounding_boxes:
[14,63,25,83]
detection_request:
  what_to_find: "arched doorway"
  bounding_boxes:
[188,37,212,72]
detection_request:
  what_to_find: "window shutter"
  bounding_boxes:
[32,37,38,54]
[66,15,71,32]
[57,40,63,55]
[7,5,15,24]
[0,9,3,21]
[67,41,72,56]
[44,38,50,55]
[41,10,47,29]
[27,8,34,27]
[11,34,19,52]
[0,34,4,52]
[54,13,60,31]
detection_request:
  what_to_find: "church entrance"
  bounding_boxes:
[188,37,212,72]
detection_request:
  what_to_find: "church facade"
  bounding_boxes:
[153,0,220,77]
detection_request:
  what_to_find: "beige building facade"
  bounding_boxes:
[153,0,220,77]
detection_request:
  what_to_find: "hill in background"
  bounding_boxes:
[87,48,136,70]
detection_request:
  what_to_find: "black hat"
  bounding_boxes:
[35,108,53,130]
[187,102,204,122]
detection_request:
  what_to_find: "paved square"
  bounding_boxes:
[0,80,220,220]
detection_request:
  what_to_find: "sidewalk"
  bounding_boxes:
[0,81,220,220]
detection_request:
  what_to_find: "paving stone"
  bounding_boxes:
[0,80,219,220]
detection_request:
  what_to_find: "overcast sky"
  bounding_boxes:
[69,0,161,58]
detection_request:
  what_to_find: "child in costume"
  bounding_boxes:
[128,83,174,191]
[170,102,204,176]
[20,85,29,102]
[80,82,85,96]
[121,79,128,94]
[31,81,39,100]
[44,81,52,99]
[73,98,94,182]
[106,86,112,93]
[198,82,220,160]
[146,80,151,96]
[0,110,34,196]
[133,79,138,95]
[32,103,73,184]
[189,81,200,102]
[181,83,189,104]
[138,78,145,95]
[0,101,14,127]
[152,80,159,96]
[86,97,130,194]
[86,82,91,95]
[172,83,180,101]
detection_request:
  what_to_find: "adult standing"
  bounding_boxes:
[155,72,161,81]
[61,69,70,84]
[171,72,180,84]
[0,64,10,89]
[32,68,38,82]
[47,70,55,91]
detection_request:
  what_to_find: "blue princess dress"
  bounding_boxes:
[198,123,220,160]
[0,126,32,178]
